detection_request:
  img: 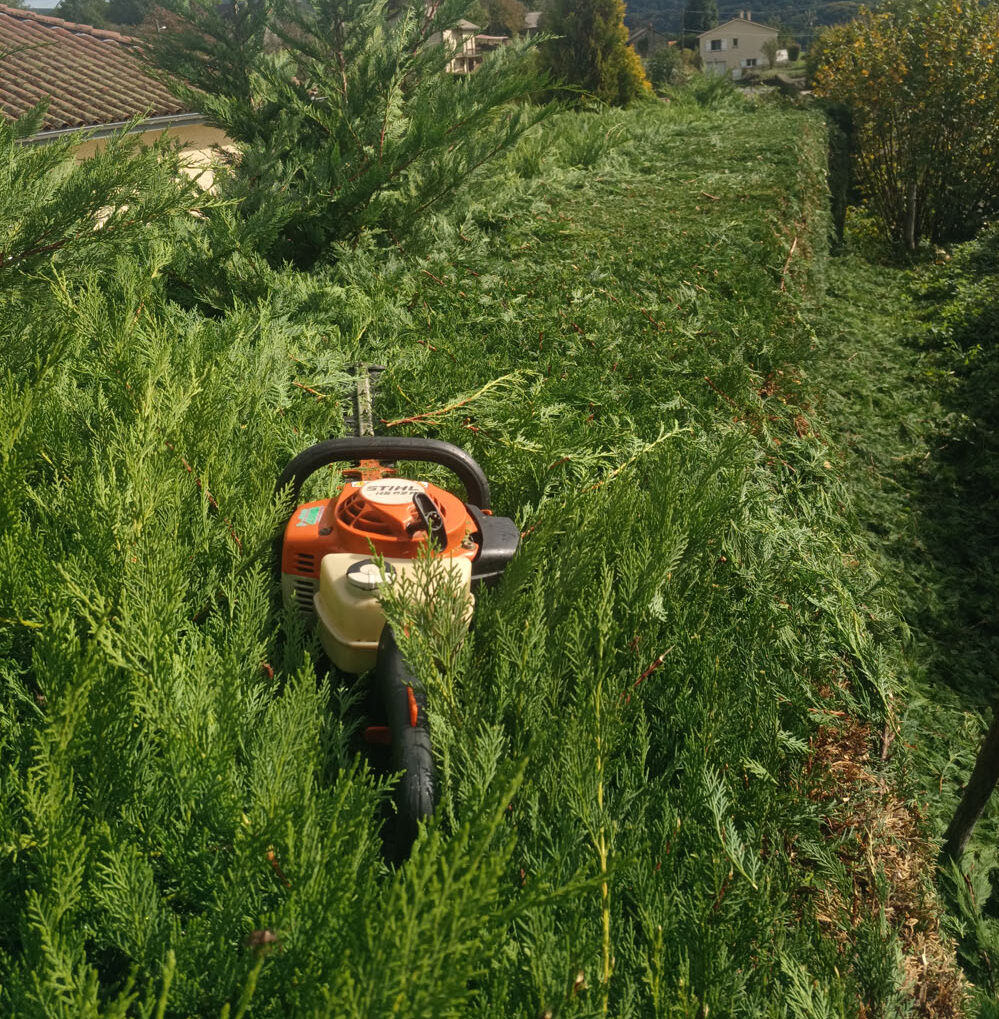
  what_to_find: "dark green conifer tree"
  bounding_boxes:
[470,0,527,35]
[55,0,109,25]
[683,0,718,34]
[541,0,650,106]
[106,0,150,25]
[485,0,527,35]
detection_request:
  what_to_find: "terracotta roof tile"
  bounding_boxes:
[0,4,190,132]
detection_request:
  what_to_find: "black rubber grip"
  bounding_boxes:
[375,626,436,858]
[276,437,491,509]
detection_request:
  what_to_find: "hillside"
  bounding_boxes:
[0,94,963,1015]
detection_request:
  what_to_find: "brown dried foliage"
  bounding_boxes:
[803,704,967,1017]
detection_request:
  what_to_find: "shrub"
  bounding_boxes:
[2,100,903,1018]
[686,68,743,109]
[647,44,683,88]
[811,0,999,251]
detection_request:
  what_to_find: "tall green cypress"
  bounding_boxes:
[541,0,650,106]
[684,0,718,34]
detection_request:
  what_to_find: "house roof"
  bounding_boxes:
[0,4,190,134]
[628,24,668,45]
[697,16,777,37]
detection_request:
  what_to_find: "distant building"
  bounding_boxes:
[432,9,542,74]
[698,12,779,80]
[440,18,484,73]
[628,24,671,60]
[0,4,229,182]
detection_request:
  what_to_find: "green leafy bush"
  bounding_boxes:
[811,0,999,251]
[646,44,683,89]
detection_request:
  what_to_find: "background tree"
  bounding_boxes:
[775,24,799,59]
[480,0,527,36]
[812,0,999,251]
[148,0,549,268]
[107,0,151,25]
[55,0,108,25]
[683,0,716,34]
[541,0,651,105]
[647,43,682,88]
[761,37,778,68]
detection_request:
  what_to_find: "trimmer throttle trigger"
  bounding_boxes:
[412,492,447,550]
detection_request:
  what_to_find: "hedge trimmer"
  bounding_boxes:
[276,367,519,856]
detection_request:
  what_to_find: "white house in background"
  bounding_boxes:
[698,12,779,80]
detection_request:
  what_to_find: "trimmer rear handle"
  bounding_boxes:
[276,436,492,510]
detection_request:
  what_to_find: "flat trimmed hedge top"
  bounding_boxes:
[0,101,912,1018]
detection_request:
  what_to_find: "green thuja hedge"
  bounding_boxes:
[1,96,916,1016]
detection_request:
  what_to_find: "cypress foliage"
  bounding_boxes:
[0,107,200,281]
[146,0,550,268]
[540,0,651,105]
[1,102,550,1019]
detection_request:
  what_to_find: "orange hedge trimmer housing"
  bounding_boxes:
[276,436,519,856]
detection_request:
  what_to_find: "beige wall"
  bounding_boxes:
[700,19,777,79]
[443,25,481,73]
[74,123,234,190]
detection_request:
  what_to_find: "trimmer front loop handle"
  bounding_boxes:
[276,436,492,510]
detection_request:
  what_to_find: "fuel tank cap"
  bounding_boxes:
[346,558,397,591]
